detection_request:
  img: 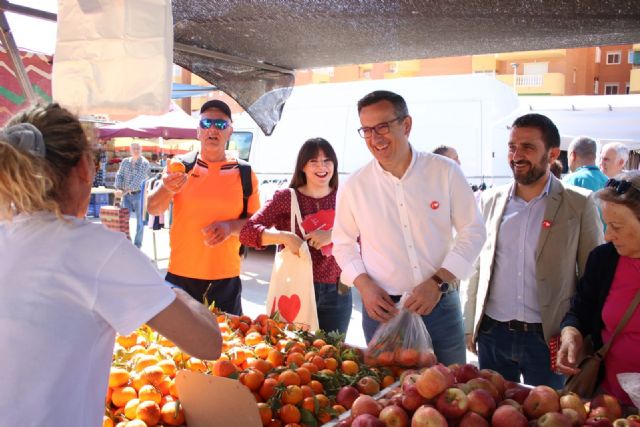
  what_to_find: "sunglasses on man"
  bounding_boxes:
[199,118,231,130]
[605,178,640,195]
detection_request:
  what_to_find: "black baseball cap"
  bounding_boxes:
[200,99,232,120]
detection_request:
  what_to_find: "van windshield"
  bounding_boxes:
[227,132,253,161]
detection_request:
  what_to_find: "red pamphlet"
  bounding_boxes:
[301,209,335,256]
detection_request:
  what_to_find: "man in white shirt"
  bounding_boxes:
[599,142,630,179]
[332,90,486,365]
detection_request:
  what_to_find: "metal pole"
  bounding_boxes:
[0,10,38,103]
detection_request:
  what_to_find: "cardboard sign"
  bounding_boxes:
[175,370,261,427]
[301,209,335,256]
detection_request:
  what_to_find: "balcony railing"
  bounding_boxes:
[516,74,544,87]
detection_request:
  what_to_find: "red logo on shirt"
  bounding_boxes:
[542,220,552,229]
[430,201,440,210]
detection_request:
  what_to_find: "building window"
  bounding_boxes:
[629,51,635,64]
[606,51,621,65]
[626,83,631,94]
[604,83,619,95]
[595,47,601,63]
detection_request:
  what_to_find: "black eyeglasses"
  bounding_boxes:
[357,116,405,138]
[199,118,230,130]
[605,178,640,194]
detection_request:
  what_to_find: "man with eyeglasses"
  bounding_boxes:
[147,100,260,314]
[332,90,486,366]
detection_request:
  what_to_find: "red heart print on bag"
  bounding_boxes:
[277,294,301,323]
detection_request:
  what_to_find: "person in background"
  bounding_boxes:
[148,152,163,176]
[463,113,603,388]
[147,100,260,315]
[600,142,630,179]
[240,138,352,334]
[564,136,608,192]
[0,103,222,427]
[432,144,461,165]
[333,90,486,365]
[115,141,149,248]
[550,159,563,179]
[558,171,640,406]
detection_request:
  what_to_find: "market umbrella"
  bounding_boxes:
[97,102,198,140]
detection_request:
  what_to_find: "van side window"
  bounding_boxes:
[227,132,253,161]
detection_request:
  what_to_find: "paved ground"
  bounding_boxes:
[132,219,477,362]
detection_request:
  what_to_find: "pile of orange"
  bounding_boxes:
[104,312,398,427]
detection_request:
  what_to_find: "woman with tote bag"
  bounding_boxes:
[240,138,352,334]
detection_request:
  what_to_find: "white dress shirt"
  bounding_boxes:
[483,176,552,323]
[333,149,486,295]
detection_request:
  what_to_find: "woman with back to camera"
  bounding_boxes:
[557,170,640,405]
[240,138,352,334]
[0,103,222,427]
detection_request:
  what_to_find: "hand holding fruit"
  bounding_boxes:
[556,326,583,375]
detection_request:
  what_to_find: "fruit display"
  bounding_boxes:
[104,312,398,427]
[330,362,639,427]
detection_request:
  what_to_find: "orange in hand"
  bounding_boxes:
[167,159,186,174]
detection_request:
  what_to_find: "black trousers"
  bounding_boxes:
[165,272,243,315]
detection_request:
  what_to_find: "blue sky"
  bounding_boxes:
[5,0,57,54]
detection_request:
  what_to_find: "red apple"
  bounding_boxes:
[585,416,614,427]
[498,399,523,412]
[419,352,438,368]
[416,367,450,400]
[402,373,422,392]
[628,416,640,427]
[358,376,381,396]
[492,404,529,427]
[456,364,481,383]
[591,395,622,421]
[466,378,500,401]
[336,417,354,427]
[591,407,613,421]
[337,385,361,409]
[459,411,490,427]
[537,411,572,427]
[613,419,632,427]
[411,405,448,427]
[562,408,585,427]
[432,364,456,387]
[504,386,531,404]
[402,384,428,412]
[560,393,588,422]
[435,387,470,419]
[455,383,472,394]
[379,404,410,427]
[352,413,385,427]
[467,389,496,418]
[523,385,560,419]
[479,369,506,398]
[352,395,382,418]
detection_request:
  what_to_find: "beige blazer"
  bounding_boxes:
[462,176,604,342]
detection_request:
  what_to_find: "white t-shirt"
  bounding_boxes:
[0,213,175,427]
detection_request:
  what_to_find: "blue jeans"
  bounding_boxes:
[315,282,352,335]
[122,192,144,248]
[362,290,466,366]
[477,316,565,388]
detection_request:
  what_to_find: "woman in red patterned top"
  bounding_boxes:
[240,138,352,334]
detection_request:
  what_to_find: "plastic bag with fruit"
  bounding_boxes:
[365,294,436,368]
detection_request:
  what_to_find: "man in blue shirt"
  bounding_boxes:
[115,142,150,248]
[563,136,608,192]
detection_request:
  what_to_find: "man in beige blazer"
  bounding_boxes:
[463,113,603,388]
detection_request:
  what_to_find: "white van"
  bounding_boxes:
[227,74,521,199]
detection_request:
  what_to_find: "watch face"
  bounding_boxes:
[439,282,450,293]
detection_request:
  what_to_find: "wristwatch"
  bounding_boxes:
[432,274,450,293]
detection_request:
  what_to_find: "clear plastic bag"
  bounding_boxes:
[617,373,640,409]
[364,295,437,368]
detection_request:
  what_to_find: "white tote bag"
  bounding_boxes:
[266,189,319,331]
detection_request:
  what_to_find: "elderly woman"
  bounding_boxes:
[557,170,640,405]
[0,104,222,427]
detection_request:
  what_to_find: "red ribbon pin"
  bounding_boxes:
[430,201,440,210]
[542,220,552,229]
